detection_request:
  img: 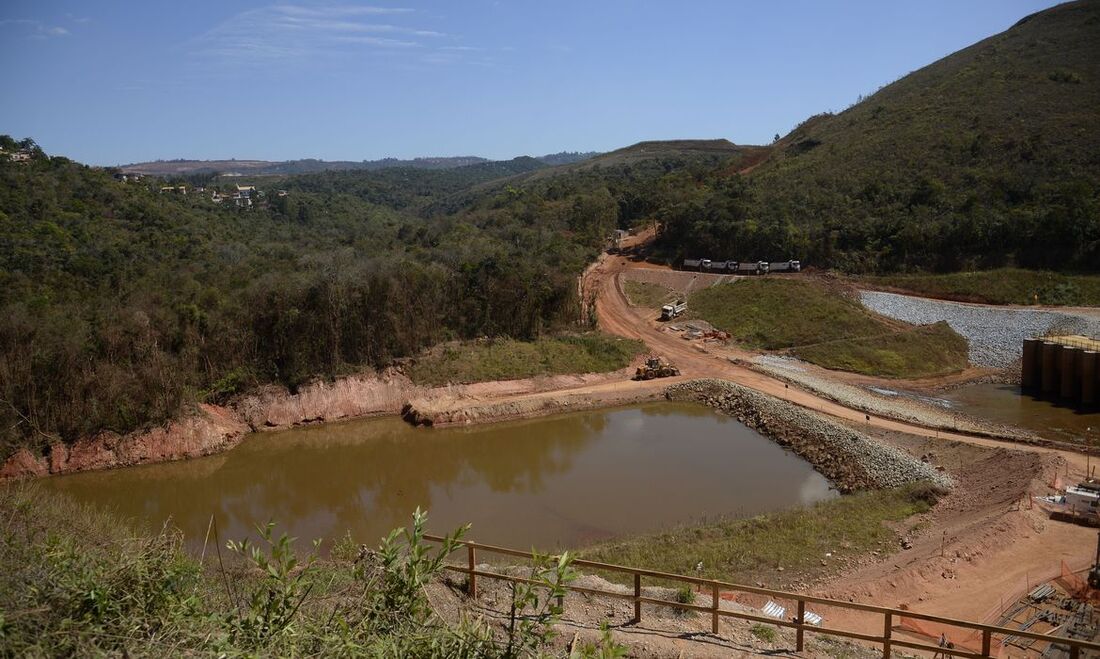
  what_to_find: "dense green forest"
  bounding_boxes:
[655,1,1100,272]
[0,135,723,457]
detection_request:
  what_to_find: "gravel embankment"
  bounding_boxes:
[667,379,952,492]
[749,356,1038,442]
[860,291,1100,369]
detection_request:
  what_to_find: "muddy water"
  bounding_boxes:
[43,403,835,551]
[942,383,1098,444]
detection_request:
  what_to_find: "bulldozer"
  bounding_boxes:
[634,356,680,380]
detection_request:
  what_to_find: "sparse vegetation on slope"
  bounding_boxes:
[688,279,968,377]
[794,322,969,379]
[406,334,645,386]
[623,280,677,308]
[863,269,1100,306]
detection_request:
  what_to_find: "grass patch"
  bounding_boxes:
[578,484,941,586]
[407,333,645,386]
[623,280,677,308]
[793,321,968,378]
[864,269,1100,306]
[688,279,885,350]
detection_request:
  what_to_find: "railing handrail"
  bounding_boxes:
[424,533,1100,658]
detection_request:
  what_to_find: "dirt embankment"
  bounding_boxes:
[1,364,646,479]
[401,374,668,427]
[1,404,249,479]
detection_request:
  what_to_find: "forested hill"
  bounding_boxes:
[0,137,732,457]
[119,151,599,177]
[657,0,1100,272]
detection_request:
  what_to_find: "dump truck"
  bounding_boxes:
[660,300,687,320]
[768,260,801,273]
[736,261,770,275]
[634,356,681,380]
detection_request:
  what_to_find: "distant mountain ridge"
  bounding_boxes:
[120,151,600,177]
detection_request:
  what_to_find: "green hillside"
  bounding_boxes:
[658,0,1100,273]
[0,140,667,457]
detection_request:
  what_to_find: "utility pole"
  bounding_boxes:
[1088,427,1093,481]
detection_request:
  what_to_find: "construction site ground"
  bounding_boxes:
[418,230,1100,656]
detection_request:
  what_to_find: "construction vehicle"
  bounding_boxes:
[681,257,803,274]
[768,260,801,273]
[660,300,687,321]
[736,261,770,275]
[634,356,681,380]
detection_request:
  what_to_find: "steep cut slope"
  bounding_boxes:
[660,1,1100,272]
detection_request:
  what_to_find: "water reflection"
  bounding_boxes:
[45,403,836,551]
[942,383,1097,444]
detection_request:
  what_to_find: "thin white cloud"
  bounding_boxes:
[0,18,71,38]
[191,4,447,63]
[273,5,414,17]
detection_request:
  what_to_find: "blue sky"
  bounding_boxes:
[0,0,1062,165]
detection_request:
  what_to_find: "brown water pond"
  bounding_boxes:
[941,383,1098,444]
[43,403,835,552]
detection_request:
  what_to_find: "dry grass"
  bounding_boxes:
[578,484,940,587]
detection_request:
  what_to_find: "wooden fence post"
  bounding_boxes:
[633,573,641,624]
[883,611,892,659]
[796,599,805,652]
[981,629,991,657]
[711,583,719,635]
[467,545,477,598]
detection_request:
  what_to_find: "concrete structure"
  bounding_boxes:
[1022,336,1100,409]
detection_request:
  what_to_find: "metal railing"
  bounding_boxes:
[1036,335,1100,352]
[425,534,1100,659]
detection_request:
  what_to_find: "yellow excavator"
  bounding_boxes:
[634,356,680,380]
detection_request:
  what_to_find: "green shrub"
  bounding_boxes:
[751,623,778,643]
[0,487,627,657]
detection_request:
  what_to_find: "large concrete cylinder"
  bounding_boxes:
[1041,342,1059,395]
[1022,338,1041,389]
[1082,351,1098,407]
[1061,346,1080,401]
